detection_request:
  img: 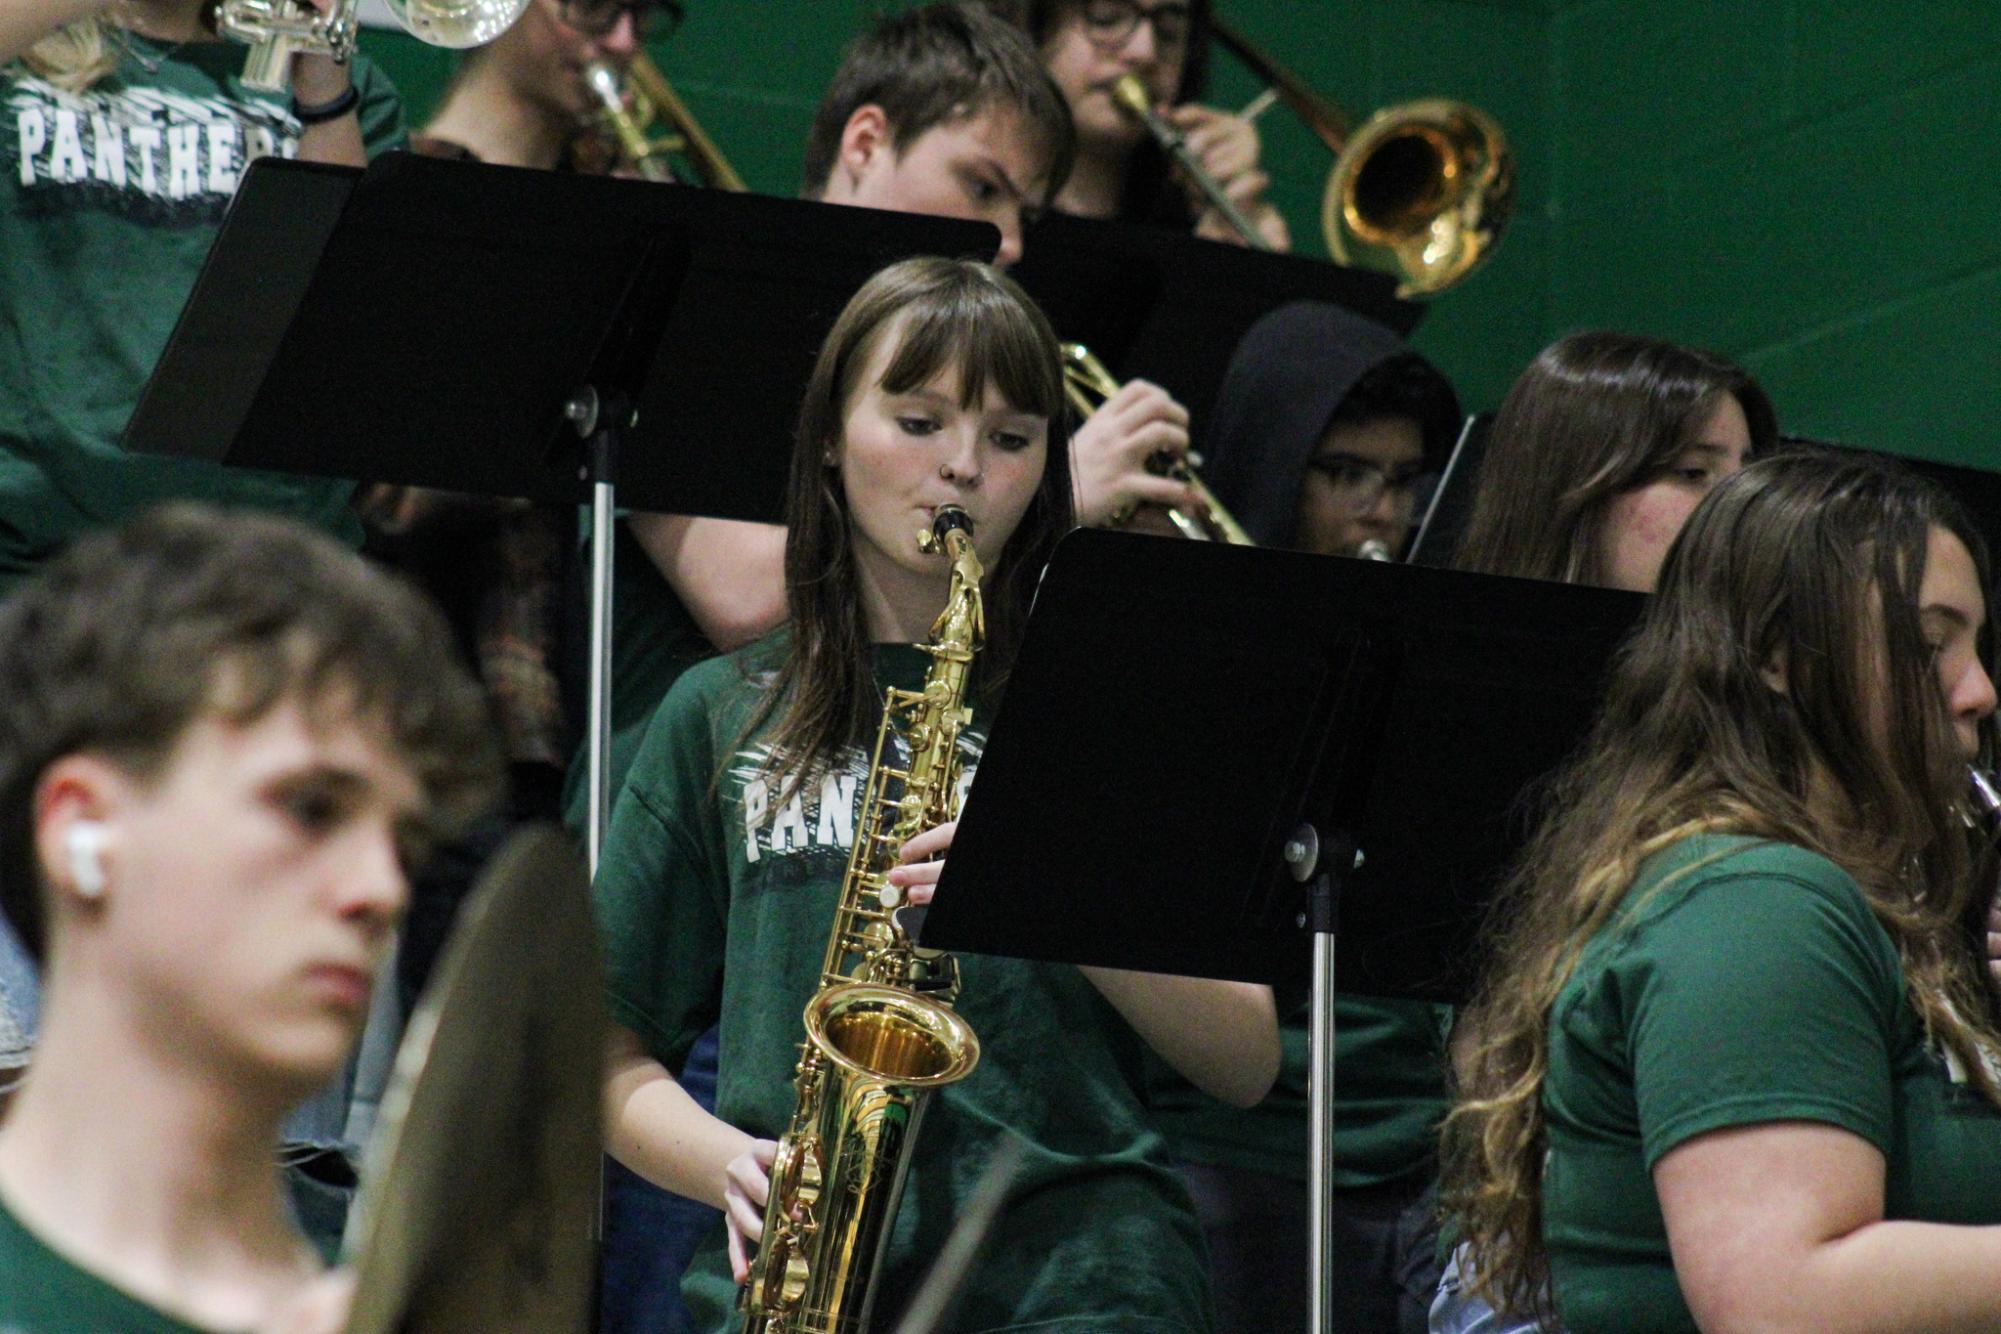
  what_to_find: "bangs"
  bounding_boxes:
[872,281,1063,423]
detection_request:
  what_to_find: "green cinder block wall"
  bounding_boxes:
[361,0,2001,470]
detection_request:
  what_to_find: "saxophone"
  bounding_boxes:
[740,505,986,1334]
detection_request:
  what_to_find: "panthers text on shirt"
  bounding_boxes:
[9,73,298,218]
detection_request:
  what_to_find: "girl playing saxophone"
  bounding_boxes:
[594,255,1277,1334]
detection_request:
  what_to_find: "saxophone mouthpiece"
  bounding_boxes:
[918,505,974,554]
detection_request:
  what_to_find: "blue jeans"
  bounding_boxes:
[0,916,39,1072]
[600,1025,723,1334]
[1429,1243,1554,1334]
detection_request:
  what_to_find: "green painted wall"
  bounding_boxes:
[360,1,2001,470]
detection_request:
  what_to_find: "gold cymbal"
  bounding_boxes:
[343,826,605,1334]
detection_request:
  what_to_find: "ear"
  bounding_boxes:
[33,755,128,911]
[1760,645,1789,694]
[834,104,893,196]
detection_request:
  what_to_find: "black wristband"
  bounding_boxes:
[291,83,359,126]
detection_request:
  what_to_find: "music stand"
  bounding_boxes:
[921,529,1643,1333]
[1408,412,1492,568]
[1009,211,1422,438]
[125,153,1000,867]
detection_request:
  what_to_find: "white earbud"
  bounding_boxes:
[65,820,109,900]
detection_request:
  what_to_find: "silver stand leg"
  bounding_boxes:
[585,477,616,878]
[1308,926,1337,1334]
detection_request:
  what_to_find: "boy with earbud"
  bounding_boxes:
[0,504,500,1333]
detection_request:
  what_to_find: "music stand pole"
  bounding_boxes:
[1290,833,1349,1334]
[568,386,631,877]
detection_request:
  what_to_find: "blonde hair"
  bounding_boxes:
[21,17,120,92]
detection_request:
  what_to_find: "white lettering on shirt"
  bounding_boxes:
[814,773,857,848]
[16,107,47,185]
[770,787,808,856]
[89,114,127,187]
[204,119,240,194]
[48,108,86,183]
[166,121,201,198]
[128,124,163,193]
[742,778,769,865]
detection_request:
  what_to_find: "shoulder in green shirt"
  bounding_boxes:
[1543,834,2001,1333]
[0,1191,213,1333]
[596,634,1214,1333]
[0,39,405,585]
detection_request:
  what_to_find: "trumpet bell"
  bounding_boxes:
[218,0,529,91]
[386,0,529,48]
[1323,99,1514,298]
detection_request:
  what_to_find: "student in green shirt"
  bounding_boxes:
[1433,329,1774,1334]
[1443,451,2001,1333]
[596,255,1279,1333]
[0,0,405,591]
[0,506,499,1332]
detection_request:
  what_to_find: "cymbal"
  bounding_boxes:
[343,826,605,1334]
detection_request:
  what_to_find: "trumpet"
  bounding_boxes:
[1062,343,1252,546]
[1210,16,1514,297]
[582,54,746,190]
[218,0,526,93]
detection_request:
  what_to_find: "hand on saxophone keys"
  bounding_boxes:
[885,819,957,906]
[723,1137,780,1284]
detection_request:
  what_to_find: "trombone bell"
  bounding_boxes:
[1323,99,1514,299]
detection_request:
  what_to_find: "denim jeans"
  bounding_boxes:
[1429,1243,1554,1334]
[0,915,38,1074]
[599,1025,723,1334]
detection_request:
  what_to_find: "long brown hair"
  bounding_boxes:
[1442,451,1999,1318]
[1455,331,1778,585]
[744,256,1072,796]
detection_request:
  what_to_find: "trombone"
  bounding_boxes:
[582,53,746,190]
[1209,15,1515,297]
[1062,344,1252,546]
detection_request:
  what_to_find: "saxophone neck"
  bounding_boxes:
[927,524,986,656]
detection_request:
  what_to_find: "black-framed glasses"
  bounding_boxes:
[1304,453,1428,513]
[1079,0,1193,52]
[556,0,679,39]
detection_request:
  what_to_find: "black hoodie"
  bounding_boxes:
[1202,301,1460,548]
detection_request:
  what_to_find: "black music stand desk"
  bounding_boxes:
[922,529,1643,1334]
[124,153,1000,866]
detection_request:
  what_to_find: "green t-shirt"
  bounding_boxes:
[0,38,405,587]
[1543,835,2001,1332]
[596,636,1214,1333]
[0,1191,212,1332]
[1146,992,1450,1188]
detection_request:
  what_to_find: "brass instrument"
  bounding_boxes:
[1210,16,1515,298]
[218,0,527,93]
[583,54,747,190]
[1061,343,1253,545]
[1110,75,1274,252]
[740,506,984,1334]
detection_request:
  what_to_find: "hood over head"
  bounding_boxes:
[1202,301,1460,547]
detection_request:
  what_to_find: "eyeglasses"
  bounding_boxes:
[555,0,678,39]
[1304,453,1428,513]
[1079,0,1194,52]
